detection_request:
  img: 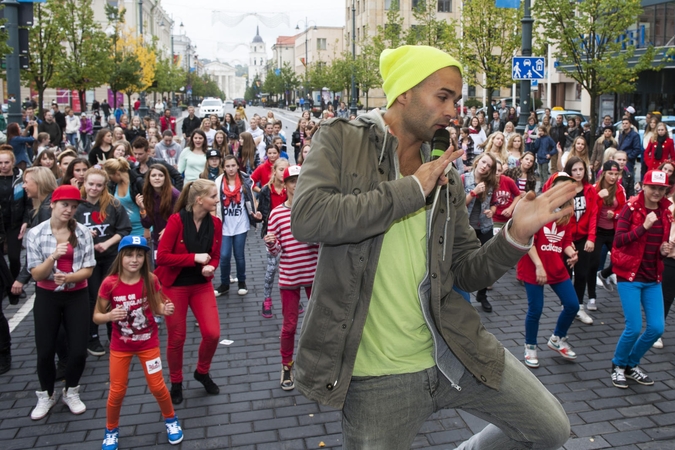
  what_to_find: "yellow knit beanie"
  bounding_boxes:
[380,45,463,109]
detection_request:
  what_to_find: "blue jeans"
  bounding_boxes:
[342,351,570,449]
[66,132,78,147]
[612,281,664,367]
[525,280,579,345]
[219,232,247,286]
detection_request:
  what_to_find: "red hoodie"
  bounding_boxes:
[250,159,273,188]
[543,177,599,243]
[517,220,574,285]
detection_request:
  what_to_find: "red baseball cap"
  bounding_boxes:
[51,185,84,203]
[283,165,301,182]
[643,170,670,187]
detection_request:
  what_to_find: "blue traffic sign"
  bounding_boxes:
[512,57,545,80]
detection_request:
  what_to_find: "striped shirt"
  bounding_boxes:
[266,204,318,288]
[615,207,663,282]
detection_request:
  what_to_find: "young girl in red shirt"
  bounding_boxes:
[518,172,580,368]
[94,236,182,449]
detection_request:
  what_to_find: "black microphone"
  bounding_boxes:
[430,128,450,161]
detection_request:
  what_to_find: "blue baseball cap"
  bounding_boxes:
[118,236,150,252]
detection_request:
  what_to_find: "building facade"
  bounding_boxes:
[203,61,246,100]
[249,27,268,85]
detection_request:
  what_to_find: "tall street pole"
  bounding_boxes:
[305,21,308,106]
[350,0,357,116]
[4,0,22,124]
[516,0,533,133]
[137,0,149,118]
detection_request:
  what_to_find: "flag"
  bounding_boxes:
[496,0,520,8]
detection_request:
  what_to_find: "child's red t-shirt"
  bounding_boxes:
[99,274,160,352]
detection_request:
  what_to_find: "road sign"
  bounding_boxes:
[531,80,538,87]
[512,57,545,80]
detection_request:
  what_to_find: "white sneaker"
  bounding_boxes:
[62,386,86,415]
[653,338,664,349]
[575,307,594,325]
[587,298,597,311]
[31,390,56,420]
[608,273,617,286]
[230,276,238,283]
[524,344,539,368]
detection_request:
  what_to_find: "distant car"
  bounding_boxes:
[233,98,246,108]
[198,98,224,119]
[224,100,233,108]
[614,115,675,142]
[536,109,588,128]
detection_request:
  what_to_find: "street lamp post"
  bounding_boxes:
[350,0,357,116]
[296,18,317,111]
[516,0,533,134]
[137,0,149,118]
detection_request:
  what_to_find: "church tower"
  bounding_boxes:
[249,26,267,86]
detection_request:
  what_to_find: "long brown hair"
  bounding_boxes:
[563,156,590,186]
[238,132,256,168]
[96,247,164,315]
[61,157,90,186]
[569,136,590,168]
[93,129,112,149]
[81,167,118,221]
[51,199,80,248]
[143,164,175,222]
[35,149,60,179]
[471,153,499,202]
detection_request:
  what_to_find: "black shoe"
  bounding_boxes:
[214,284,229,297]
[237,282,248,296]
[87,338,105,357]
[194,370,220,395]
[8,294,19,305]
[170,383,183,405]
[477,295,492,313]
[611,364,628,389]
[0,350,11,375]
[55,359,67,382]
[625,365,654,386]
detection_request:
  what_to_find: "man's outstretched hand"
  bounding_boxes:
[510,182,577,246]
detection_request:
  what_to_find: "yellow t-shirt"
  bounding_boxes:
[352,206,435,376]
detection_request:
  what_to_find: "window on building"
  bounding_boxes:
[638,6,655,46]
[357,1,360,14]
[655,3,666,46]
[317,38,327,51]
[385,0,400,10]
[438,0,451,13]
[666,3,675,46]
[412,0,421,10]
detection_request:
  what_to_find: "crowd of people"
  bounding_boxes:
[0,101,318,450]
[1,59,674,450]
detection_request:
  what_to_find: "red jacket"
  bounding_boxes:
[643,138,675,171]
[611,192,672,282]
[593,181,627,230]
[160,115,177,135]
[155,212,222,287]
[567,182,599,243]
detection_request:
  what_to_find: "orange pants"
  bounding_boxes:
[107,347,174,429]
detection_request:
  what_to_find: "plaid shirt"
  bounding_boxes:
[25,220,96,284]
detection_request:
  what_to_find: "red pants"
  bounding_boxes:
[280,286,312,366]
[107,347,174,429]
[164,283,220,383]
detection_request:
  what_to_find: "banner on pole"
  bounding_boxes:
[496,0,520,8]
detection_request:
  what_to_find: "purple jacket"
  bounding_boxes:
[79,116,93,134]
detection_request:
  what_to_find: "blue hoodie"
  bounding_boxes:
[534,135,557,164]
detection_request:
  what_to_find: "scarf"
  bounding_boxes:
[208,166,220,181]
[222,174,242,207]
[469,127,479,134]
[179,209,213,254]
[655,134,667,161]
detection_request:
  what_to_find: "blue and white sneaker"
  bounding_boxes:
[101,427,119,450]
[165,415,184,445]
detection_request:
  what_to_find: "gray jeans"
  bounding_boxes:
[342,350,569,450]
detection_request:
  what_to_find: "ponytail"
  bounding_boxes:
[67,218,79,247]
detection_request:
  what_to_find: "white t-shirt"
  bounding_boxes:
[220,184,250,237]
[204,129,216,147]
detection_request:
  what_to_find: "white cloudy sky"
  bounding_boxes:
[161,0,346,65]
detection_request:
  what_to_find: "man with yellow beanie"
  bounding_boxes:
[291,45,573,449]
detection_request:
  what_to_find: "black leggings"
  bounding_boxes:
[662,260,675,320]
[34,287,89,395]
[4,224,22,280]
[474,228,493,300]
[588,228,614,299]
[565,238,591,305]
[87,256,115,340]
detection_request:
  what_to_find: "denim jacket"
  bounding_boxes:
[462,171,494,234]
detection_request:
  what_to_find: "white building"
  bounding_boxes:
[249,26,267,85]
[203,61,246,100]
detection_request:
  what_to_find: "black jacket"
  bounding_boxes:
[124,127,145,144]
[38,121,62,146]
[75,198,132,259]
[182,115,201,137]
[0,167,30,231]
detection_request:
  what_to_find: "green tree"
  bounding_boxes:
[371,0,404,56]
[356,41,382,109]
[534,0,657,136]
[152,56,185,100]
[105,5,137,110]
[405,0,458,51]
[21,1,65,117]
[52,0,111,110]
[461,0,521,107]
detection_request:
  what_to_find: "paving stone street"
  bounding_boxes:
[2,226,675,450]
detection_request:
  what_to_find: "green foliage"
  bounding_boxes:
[21,1,65,116]
[262,62,300,101]
[461,0,522,106]
[464,98,483,108]
[191,73,223,99]
[534,0,657,133]
[106,6,136,109]
[151,56,185,95]
[0,5,12,61]
[52,0,111,108]
[407,0,457,51]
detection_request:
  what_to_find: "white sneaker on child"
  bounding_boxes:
[62,385,86,415]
